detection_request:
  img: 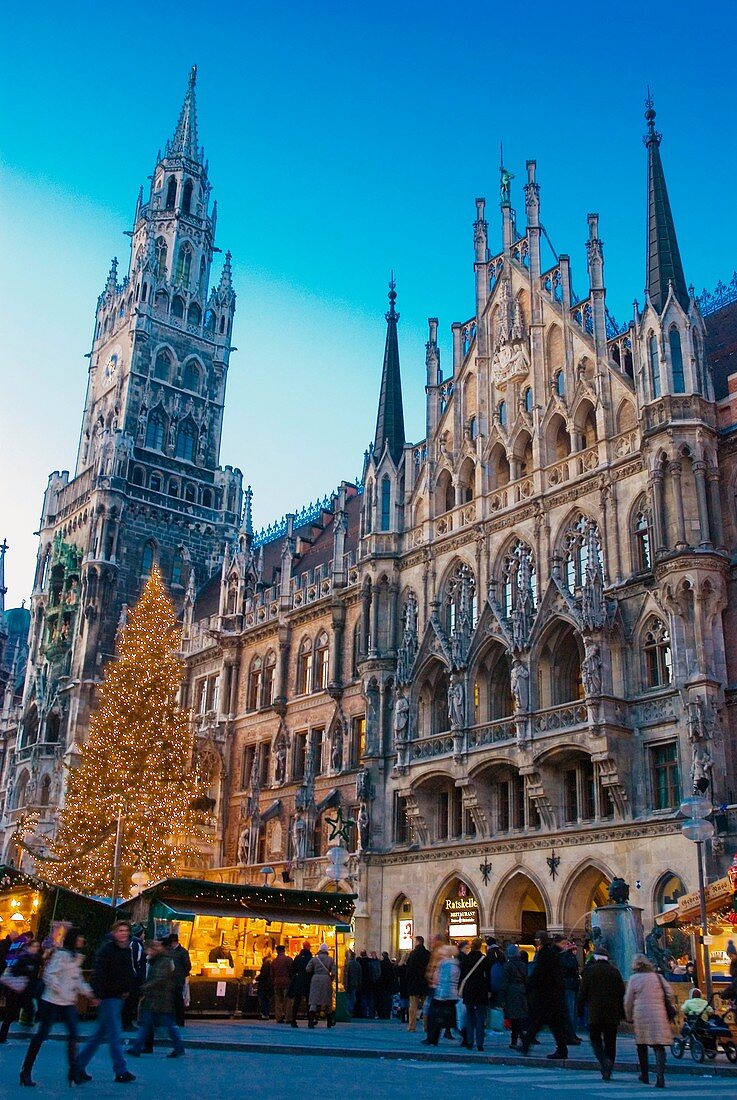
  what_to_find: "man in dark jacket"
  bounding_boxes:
[122,924,147,1031]
[289,942,313,1027]
[405,936,430,1032]
[73,920,137,1084]
[576,946,625,1080]
[127,939,185,1058]
[560,939,583,1045]
[459,938,490,1051]
[520,933,568,1059]
[272,944,293,1023]
[165,933,192,1027]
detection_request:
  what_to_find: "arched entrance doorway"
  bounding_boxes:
[560,863,612,936]
[493,871,549,941]
[433,878,481,942]
[392,894,415,956]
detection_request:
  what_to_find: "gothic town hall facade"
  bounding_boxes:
[4,72,737,951]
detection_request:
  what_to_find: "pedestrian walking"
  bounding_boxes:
[624,953,675,1089]
[122,924,146,1032]
[289,941,312,1027]
[0,937,42,1043]
[164,933,191,1027]
[376,951,396,1019]
[458,938,489,1051]
[72,919,137,1085]
[19,928,94,1088]
[305,943,336,1027]
[258,952,273,1019]
[396,953,409,1023]
[424,945,460,1046]
[576,945,625,1080]
[560,939,583,1044]
[405,936,430,1032]
[127,939,185,1059]
[343,949,362,1018]
[499,944,529,1049]
[272,944,293,1023]
[520,932,569,1059]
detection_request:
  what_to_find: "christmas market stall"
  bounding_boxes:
[655,872,737,996]
[0,864,114,950]
[121,876,355,1017]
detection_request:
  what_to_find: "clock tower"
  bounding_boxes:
[6,69,243,847]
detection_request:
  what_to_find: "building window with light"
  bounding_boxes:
[314,632,330,691]
[296,637,313,695]
[643,618,672,688]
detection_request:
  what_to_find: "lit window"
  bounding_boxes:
[651,742,679,810]
[644,619,672,687]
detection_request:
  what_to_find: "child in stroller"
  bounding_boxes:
[672,988,737,1063]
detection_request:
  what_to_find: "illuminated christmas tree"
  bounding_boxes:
[43,568,203,896]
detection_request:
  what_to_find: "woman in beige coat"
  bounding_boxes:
[306,943,336,1028]
[624,954,675,1088]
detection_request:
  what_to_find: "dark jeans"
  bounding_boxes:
[426,998,455,1045]
[376,990,393,1019]
[465,1002,486,1049]
[174,985,186,1027]
[523,1005,568,1056]
[258,986,271,1018]
[122,984,141,1029]
[130,1008,184,1055]
[360,990,376,1018]
[76,996,128,1076]
[0,987,25,1041]
[22,1000,79,1072]
[291,993,308,1022]
[509,1017,527,1045]
[589,1023,617,1069]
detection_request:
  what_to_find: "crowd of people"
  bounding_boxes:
[0,919,190,1087]
[4,920,737,1087]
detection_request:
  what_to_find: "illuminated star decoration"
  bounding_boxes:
[479,857,492,886]
[326,806,354,844]
[547,849,560,880]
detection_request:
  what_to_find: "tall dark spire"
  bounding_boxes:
[644,94,689,313]
[373,276,405,465]
[168,65,200,161]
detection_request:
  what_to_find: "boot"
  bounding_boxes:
[637,1044,649,1084]
[654,1045,665,1089]
[326,1013,335,1028]
[20,1034,42,1082]
[308,1011,317,1029]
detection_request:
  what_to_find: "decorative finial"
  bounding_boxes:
[189,65,197,88]
[386,273,398,321]
[500,142,514,206]
[644,87,660,145]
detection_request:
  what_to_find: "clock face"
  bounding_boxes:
[102,349,121,385]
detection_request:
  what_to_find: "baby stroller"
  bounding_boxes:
[671,997,737,1063]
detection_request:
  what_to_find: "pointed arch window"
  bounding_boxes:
[649,334,661,398]
[165,176,177,210]
[145,409,166,450]
[141,541,156,576]
[380,476,391,531]
[262,651,276,707]
[633,503,653,571]
[314,631,330,691]
[154,350,171,381]
[176,419,197,462]
[497,399,507,427]
[364,480,373,534]
[187,302,202,326]
[171,295,185,319]
[182,179,193,214]
[563,514,602,592]
[644,619,672,688]
[555,370,565,397]
[296,637,313,695]
[183,360,201,391]
[446,564,478,634]
[669,328,685,393]
[175,245,192,287]
[247,656,263,711]
[171,550,184,587]
[524,386,533,413]
[501,540,538,618]
[204,309,216,333]
[155,237,168,280]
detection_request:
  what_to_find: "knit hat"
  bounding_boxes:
[318,943,330,954]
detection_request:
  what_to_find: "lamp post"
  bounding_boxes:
[680,794,713,1000]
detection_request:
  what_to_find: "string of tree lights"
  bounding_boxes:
[34,569,206,897]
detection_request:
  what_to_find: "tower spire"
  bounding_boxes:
[373,275,405,465]
[644,92,689,313]
[168,65,200,161]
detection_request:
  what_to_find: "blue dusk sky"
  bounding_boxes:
[1,0,736,606]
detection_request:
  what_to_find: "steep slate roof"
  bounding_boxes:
[168,66,200,161]
[644,100,689,313]
[373,280,406,465]
[705,299,737,401]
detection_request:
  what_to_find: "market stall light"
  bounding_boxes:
[10,912,25,922]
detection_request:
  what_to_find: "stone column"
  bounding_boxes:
[669,461,687,548]
[693,461,712,547]
[707,467,725,548]
[651,469,665,551]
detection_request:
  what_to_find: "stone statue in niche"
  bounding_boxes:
[357,802,370,851]
[510,658,529,712]
[393,689,409,743]
[292,810,307,861]
[330,725,343,773]
[448,677,465,730]
[582,639,602,696]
